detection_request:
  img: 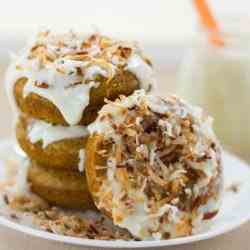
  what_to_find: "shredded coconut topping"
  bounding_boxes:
[88,90,223,240]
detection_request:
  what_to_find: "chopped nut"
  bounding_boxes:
[34,81,49,89]
[117,46,132,59]
[10,213,19,220]
[226,183,240,193]
[3,194,9,205]
[203,210,218,220]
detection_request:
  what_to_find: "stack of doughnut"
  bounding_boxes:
[6,30,155,209]
[5,29,223,240]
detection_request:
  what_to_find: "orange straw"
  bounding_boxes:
[193,0,224,47]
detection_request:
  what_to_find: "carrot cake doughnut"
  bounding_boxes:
[28,162,93,209]
[85,90,223,240]
[16,115,88,170]
[6,29,156,126]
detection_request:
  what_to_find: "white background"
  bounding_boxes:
[0,0,249,44]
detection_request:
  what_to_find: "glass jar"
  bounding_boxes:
[177,18,250,161]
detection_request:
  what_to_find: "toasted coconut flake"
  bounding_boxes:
[88,90,223,240]
[0,180,134,241]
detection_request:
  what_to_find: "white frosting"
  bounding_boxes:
[146,95,170,114]
[78,149,85,172]
[5,30,156,125]
[126,54,156,92]
[117,202,150,239]
[23,77,98,126]
[117,202,181,240]
[27,119,88,148]
[84,65,109,80]
[6,54,101,125]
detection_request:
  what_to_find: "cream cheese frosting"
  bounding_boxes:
[27,119,88,148]
[5,29,156,125]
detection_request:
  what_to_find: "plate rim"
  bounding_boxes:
[0,139,250,248]
[0,212,250,249]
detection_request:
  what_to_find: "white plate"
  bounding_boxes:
[0,139,250,249]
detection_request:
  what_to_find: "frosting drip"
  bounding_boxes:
[27,119,88,148]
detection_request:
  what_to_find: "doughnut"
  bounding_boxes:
[28,162,94,209]
[16,115,88,170]
[7,30,156,126]
[14,71,139,126]
[85,90,223,240]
